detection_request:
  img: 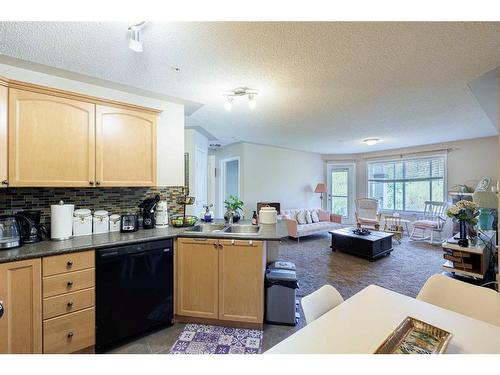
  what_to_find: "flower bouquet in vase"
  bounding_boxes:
[446,200,479,247]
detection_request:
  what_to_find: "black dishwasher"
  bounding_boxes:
[95,239,174,352]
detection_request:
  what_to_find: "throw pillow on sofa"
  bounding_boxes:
[311,210,320,223]
[305,210,312,224]
[318,210,330,222]
[296,210,307,225]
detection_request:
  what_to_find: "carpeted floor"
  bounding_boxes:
[279,233,443,299]
[109,232,445,353]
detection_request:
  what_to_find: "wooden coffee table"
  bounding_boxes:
[329,227,394,261]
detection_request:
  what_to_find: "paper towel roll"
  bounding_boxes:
[51,202,74,240]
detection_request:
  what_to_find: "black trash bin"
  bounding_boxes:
[265,268,299,325]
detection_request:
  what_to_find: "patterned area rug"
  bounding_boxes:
[169,324,263,354]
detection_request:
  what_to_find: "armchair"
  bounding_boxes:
[409,201,447,245]
[355,198,381,230]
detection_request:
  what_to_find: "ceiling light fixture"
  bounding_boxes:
[128,22,146,53]
[223,87,259,111]
[363,138,380,146]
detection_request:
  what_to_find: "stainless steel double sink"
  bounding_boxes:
[184,223,261,235]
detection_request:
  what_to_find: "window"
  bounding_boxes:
[331,168,349,217]
[367,156,445,212]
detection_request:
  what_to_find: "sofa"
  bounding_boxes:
[281,208,342,240]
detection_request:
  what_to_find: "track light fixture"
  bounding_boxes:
[223,87,259,111]
[128,22,146,52]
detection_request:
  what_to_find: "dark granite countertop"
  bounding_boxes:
[0,220,288,263]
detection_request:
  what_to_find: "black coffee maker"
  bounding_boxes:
[17,210,47,243]
[139,195,160,229]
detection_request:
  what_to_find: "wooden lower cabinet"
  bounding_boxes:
[218,240,265,323]
[176,238,265,325]
[43,308,95,354]
[0,259,42,353]
[41,250,96,353]
[176,238,219,319]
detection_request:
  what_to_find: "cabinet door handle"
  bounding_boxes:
[1,180,7,185]
[67,301,74,308]
[66,260,73,268]
[213,243,218,249]
[66,281,73,288]
[95,181,101,186]
[0,300,4,318]
[67,332,74,339]
[89,181,94,185]
[218,244,223,249]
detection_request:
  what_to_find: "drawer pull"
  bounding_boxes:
[67,332,74,339]
[66,281,74,288]
[66,260,73,268]
[67,301,74,308]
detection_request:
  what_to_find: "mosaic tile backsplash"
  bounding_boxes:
[0,186,186,225]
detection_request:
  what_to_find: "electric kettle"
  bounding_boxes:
[0,215,31,249]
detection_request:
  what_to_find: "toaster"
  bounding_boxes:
[120,213,139,232]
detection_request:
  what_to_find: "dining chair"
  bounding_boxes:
[417,274,500,326]
[301,285,344,325]
[409,201,447,245]
[355,198,381,230]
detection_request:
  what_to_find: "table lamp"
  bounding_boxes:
[473,191,498,230]
[314,183,327,205]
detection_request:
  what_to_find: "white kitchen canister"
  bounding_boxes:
[109,214,121,232]
[259,207,277,224]
[73,208,92,237]
[51,201,74,240]
[93,210,110,234]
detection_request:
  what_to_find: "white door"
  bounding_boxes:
[194,146,208,215]
[327,163,355,224]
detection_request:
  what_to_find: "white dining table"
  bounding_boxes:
[266,285,500,354]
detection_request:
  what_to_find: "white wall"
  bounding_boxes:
[184,129,209,215]
[0,62,185,186]
[214,142,324,218]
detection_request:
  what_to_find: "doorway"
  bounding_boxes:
[219,157,240,217]
[327,163,355,224]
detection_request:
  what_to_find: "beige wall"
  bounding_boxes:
[214,142,324,218]
[323,136,499,232]
[323,136,499,200]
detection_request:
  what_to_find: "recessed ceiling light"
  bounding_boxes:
[128,22,146,53]
[363,138,380,146]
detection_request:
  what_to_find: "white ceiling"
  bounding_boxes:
[0,22,499,153]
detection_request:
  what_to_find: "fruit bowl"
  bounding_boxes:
[170,214,198,227]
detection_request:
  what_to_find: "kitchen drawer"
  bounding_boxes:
[43,287,95,320]
[43,269,95,298]
[43,307,95,354]
[43,251,95,276]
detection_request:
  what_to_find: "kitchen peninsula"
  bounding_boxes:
[0,221,287,354]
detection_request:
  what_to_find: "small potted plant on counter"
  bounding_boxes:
[224,195,244,223]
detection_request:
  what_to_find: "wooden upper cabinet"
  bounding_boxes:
[95,105,157,187]
[8,88,95,187]
[218,240,265,323]
[0,259,42,354]
[0,85,7,188]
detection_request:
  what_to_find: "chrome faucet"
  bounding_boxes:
[228,210,234,225]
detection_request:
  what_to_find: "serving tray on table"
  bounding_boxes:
[375,316,452,354]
